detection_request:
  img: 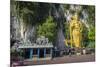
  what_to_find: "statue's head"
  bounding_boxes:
[74,13,78,20]
[71,12,79,24]
[74,12,79,20]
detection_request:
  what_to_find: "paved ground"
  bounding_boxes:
[13,54,95,66]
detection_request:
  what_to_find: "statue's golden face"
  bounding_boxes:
[74,14,78,21]
[71,14,78,23]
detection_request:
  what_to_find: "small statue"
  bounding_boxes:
[36,36,53,46]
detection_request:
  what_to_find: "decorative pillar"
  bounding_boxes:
[37,48,40,59]
[44,48,46,58]
[50,48,53,58]
[30,48,33,59]
[44,48,46,64]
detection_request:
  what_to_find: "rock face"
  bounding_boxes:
[51,4,66,51]
[10,16,36,48]
[10,16,21,47]
[10,16,21,40]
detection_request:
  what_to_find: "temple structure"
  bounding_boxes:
[17,36,53,61]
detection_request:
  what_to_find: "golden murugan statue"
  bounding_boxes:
[69,13,82,48]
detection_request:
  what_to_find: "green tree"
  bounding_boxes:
[88,26,95,40]
[37,16,57,42]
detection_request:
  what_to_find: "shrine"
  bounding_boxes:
[18,36,53,60]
